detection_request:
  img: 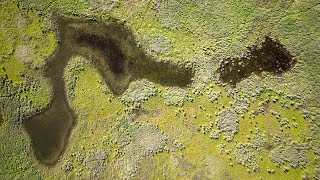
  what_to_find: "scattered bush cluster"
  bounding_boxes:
[309,124,320,155]
[270,110,281,120]
[280,118,291,129]
[266,167,275,174]
[161,87,188,106]
[234,75,266,96]
[64,57,86,98]
[85,150,107,177]
[63,147,109,178]
[88,0,119,13]
[0,113,3,126]
[193,58,217,84]
[270,141,309,168]
[62,161,74,172]
[271,134,285,145]
[231,131,266,172]
[315,169,320,180]
[1,0,320,179]
[130,124,167,154]
[112,116,167,179]
[231,98,251,114]
[0,75,50,123]
[173,140,185,150]
[217,143,226,155]
[223,131,235,142]
[120,79,156,106]
[206,88,222,102]
[216,108,239,133]
[142,35,171,55]
[209,129,220,139]
[228,76,267,113]
[234,143,259,172]
[0,118,42,179]
[251,132,267,150]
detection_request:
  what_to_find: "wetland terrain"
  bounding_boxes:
[1,0,320,179]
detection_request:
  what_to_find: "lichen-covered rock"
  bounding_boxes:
[216,108,239,133]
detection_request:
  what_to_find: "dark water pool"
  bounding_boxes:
[218,36,296,85]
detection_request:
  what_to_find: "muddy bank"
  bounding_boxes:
[218,36,296,85]
[24,16,194,165]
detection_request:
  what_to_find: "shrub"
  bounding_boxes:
[216,108,239,133]
[120,79,156,106]
[270,141,309,168]
[161,87,187,106]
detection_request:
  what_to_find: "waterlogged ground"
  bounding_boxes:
[0,0,320,179]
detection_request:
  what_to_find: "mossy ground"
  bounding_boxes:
[1,0,320,179]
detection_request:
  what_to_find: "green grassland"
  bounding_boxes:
[0,0,319,179]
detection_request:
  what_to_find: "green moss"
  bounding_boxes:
[65,56,125,121]
[0,57,25,82]
[0,1,57,69]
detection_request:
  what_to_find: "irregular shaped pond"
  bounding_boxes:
[218,36,296,85]
[24,16,194,165]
